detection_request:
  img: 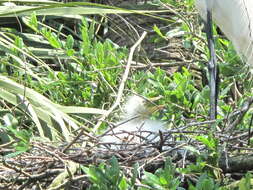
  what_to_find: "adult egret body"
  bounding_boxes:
[196,0,253,65]
[195,0,253,119]
[101,95,165,149]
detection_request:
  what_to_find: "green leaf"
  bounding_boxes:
[144,171,160,185]
[195,135,216,150]
[131,163,139,186]
[3,113,18,127]
[239,173,252,190]
[119,177,128,190]
[66,49,75,56]
[28,12,38,32]
[66,35,74,49]
[153,25,165,39]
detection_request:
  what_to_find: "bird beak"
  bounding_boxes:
[146,96,165,114]
[147,95,163,102]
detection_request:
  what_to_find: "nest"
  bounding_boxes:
[1,119,252,189]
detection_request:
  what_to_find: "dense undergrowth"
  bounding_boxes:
[0,0,252,189]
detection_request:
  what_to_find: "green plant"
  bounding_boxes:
[188,174,220,190]
[82,157,129,190]
[128,67,207,124]
[141,158,182,190]
[0,113,31,155]
[0,10,128,142]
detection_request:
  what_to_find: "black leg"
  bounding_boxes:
[205,9,218,120]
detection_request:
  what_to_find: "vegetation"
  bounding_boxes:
[0,0,252,189]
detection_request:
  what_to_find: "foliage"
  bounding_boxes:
[82,157,234,189]
[0,0,252,189]
[82,157,128,190]
[0,10,126,143]
[188,174,220,190]
[141,158,181,190]
[0,113,30,154]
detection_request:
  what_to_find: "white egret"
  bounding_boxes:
[195,0,253,65]
[195,0,253,119]
[101,95,166,150]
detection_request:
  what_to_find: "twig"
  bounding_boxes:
[62,128,96,153]
[92,31,147,133]
[225,97,253,131]
[2,159,31,178]
[138,143,187,170]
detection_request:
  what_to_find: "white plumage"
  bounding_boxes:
[101,95,165,149]
[195,0,253,65]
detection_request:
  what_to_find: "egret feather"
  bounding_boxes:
[101,95,165,149]
[195,0,253,65]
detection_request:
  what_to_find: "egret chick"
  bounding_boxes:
[101,95,166,149]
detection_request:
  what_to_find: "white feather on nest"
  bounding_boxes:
[195,0,253,66]
[101,95,166,149]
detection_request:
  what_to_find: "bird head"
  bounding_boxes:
[122,95,164,120]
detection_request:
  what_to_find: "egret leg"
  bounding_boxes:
[205,9,218,120]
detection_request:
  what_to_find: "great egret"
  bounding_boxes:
[101,95,165,149]
[195,0,253,119]
[195,0,253,65]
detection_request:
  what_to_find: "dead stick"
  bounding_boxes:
[92,31,147,133]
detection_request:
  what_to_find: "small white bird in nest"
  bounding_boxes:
[101,95,166,149]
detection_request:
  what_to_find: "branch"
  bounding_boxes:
[92,31,147,133]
